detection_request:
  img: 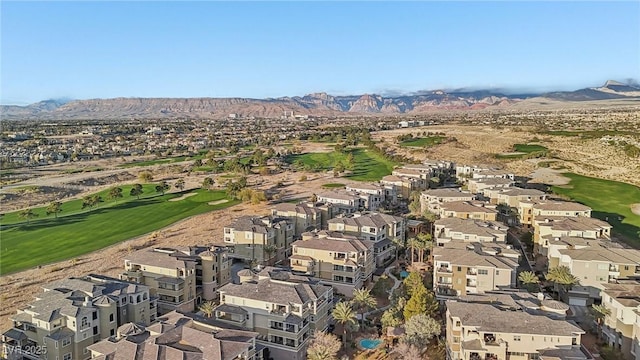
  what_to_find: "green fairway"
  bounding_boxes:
[119,151,208,168]
[286,148,397,181]
[399,136,445,147]
[551,173,640,246]
[322,183,346,188]
[496,143,548,159]
[0,189,239,274]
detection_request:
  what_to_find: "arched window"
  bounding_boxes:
[143,293,148,300]
[137,295,141,303]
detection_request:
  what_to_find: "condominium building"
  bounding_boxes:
[472,169,515,181]
[467,177,514,195]
[223,216,294,265]
[86,311,264,360]
[120,246,231,314]
[433,242,519,297]
[555,245,640,302]
[270,201,333,237]
[455,164,496,181]
[445,293,590,360]
[421,188,475,214]
[546,236,621,269]
[534,216,612,255]
[518,201,592,227]
[437,201,498,221]
[434,218,508,246]
[380,174,421,198]
[2,275,154,360]
[214,268,333,360]
[345,183,398,205]
[599,281,640,360]
[391,167,430,190]
[328,212,405,267]
[485,188,547,207]
[290,230,375,296]
[316,191,364,214]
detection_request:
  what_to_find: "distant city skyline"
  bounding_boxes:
[1,1,639,105]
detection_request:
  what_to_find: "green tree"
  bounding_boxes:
[46,201,63,218]
[81,194,102,210]
[406,237,420,264]
[332,301,357,344]
[199,301,215,318]
[107,187,123,203]
[202,177,214,190]
[404,314,441,349]
[392,343,422,359]
[18,208,38,224]
[416,233,433,263]
[381,307,403,328]
[404,283,428,321]
[130,184,144,199]
[518,271,539,292]
[174,179,185,191]
[263,244,277,265]
[403,271,424,297]
[546,266,580,294]
[307,331,341,360]
[352,288,377,325]
[155,181,170,195]
[591,304,611,326]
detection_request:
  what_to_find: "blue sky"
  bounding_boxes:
[1,1,639,104]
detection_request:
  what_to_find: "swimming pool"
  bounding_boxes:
[359,338,383,350]
[400,270,409,279]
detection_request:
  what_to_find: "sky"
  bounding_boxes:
[1,1,639,105]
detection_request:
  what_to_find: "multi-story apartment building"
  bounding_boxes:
[270,201,333,237]
[434,218,508,246]
[214,268,333,360]
[420,188,475,214]
[535,216,612,255]
[518,201,592,227]
[546,236,621,269]
[316,191,364,214]
[433,242,519,297]
[85,311,264,360]
[2,275,155,360]
[380,174,421,198]
[345,183,398,205]
[555,245,640,302]
[472,169,515,181]
[445,293,590,360]
[467,177,513,195]
[391,167,430,190]
[328,212,405,267]
[223,216,294,265]
[485,187,547,207]
[455,164,496,181]
[437,201,498,221]
[120,246,231,314]
[290,230,375,296]
[599,281,640,359]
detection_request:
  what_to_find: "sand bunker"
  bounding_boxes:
[631,204,640,216]
[528,168,571,186]
[208,199,229,205]
[168,193,197,202]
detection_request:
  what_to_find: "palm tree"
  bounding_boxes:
[406,237,420,264]
[332,301,357,344]
[199,301,216,318]
[546,266,580,295]
[263,244,277,265]
[352,289,377,325]
[518,271,539,292]
[391,236,405,261]
[591,304,612,339]
[417,233,433,263]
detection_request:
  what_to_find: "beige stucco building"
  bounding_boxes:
[223,216,294,265]
[420,188,475,214]
[434,218,508,246]
[437,201,498,221]
[599,282,640,360]
[270,201,332,237]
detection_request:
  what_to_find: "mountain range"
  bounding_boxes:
[2,81,639,120]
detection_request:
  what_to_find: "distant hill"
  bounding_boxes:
[1,81,638,120]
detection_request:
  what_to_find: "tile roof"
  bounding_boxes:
[218,278,330,305]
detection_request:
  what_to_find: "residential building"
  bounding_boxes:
[555,245,640,302]
[437,201,498,221]
[215,269,333,360]
[518,201,592,227]
[434,218,508,246]
[546,236,621,269]
[433,242,519,297]
[485,188,548,207]
[223,216,294,265]
[445,293,590,360]
[345,183,398,205]
[2,275,154,360]
[455,164,496,181]
[391,167,430,190]
[290,230,375,296]
[270,202,331,237]
[120,246,231,314]
[420,188,475,214]
[85,311,264,360]
[534,216,612,255]
[472,169,515,181]
[380,174,421,198]
[328,212,406,267]
[599,282,640,359]
[316,191,364,214]
[467,177,514,195]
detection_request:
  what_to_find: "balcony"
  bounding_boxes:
[467,268,478,275]
[121,270,142,281]
[437,266,452,273]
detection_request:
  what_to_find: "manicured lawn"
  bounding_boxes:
[551,173,640,246]
[0,189,239,274]
[286,148,397,181]
[322,183,346,188]
[399,136,445,147]
[496,143,548,159]
[119,151,208,168]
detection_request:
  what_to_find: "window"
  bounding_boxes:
[110,329,115,336]
[80,317,89,328]
[109,314,114,322]
[496,271,500,275]
[93,326,98,335]
[455,321,460,327]
[453,336,460,343]
[513,336,521,341]
[92,312,98,320]
[478,269,488,275]
[457,266,462,272]
[63,353,72,360]
[624,265,630,271]
[62,338,71,347]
